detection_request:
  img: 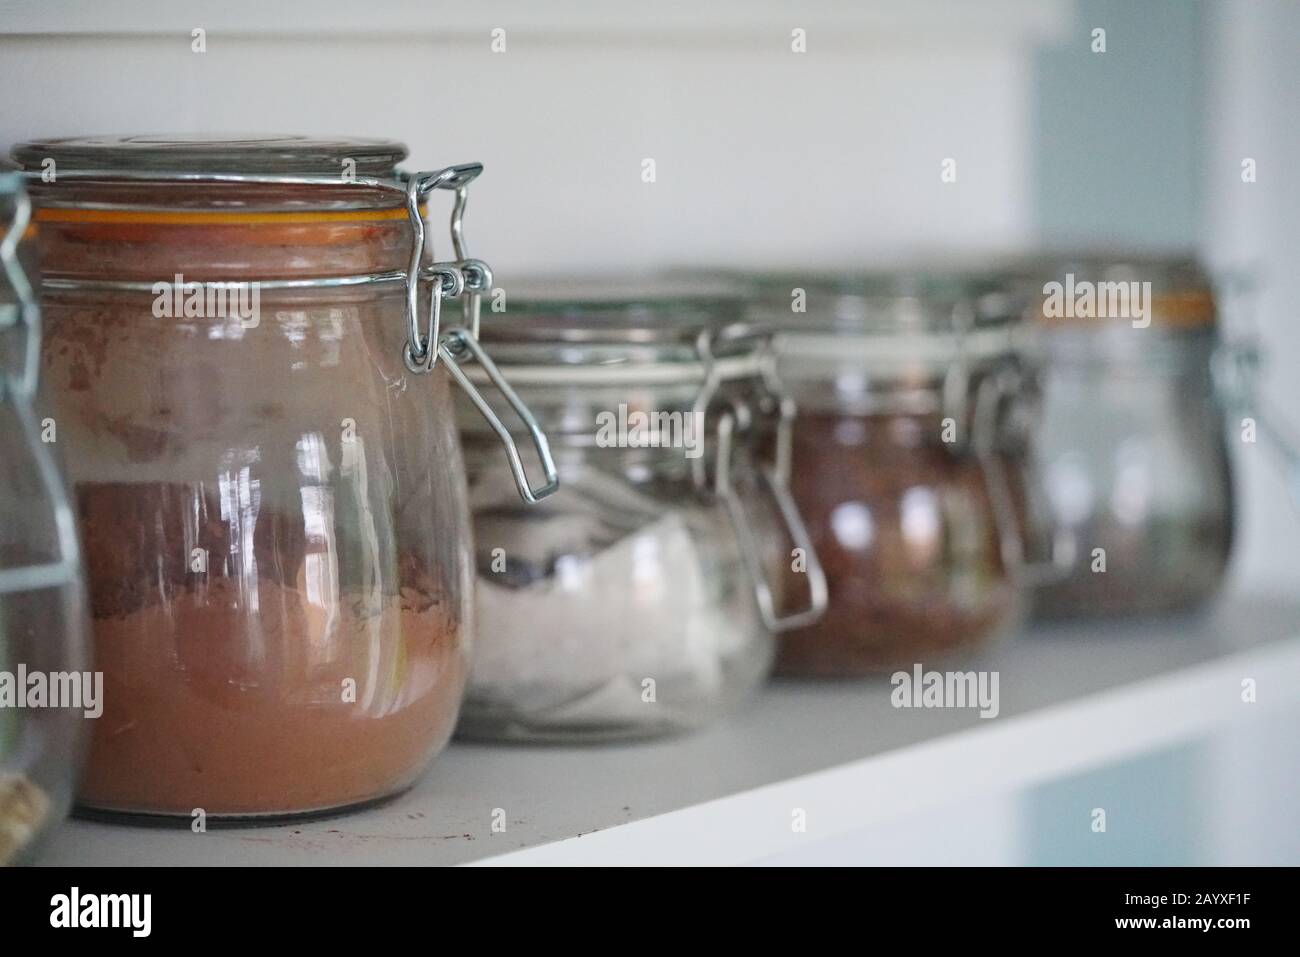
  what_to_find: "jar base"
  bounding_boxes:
[72,781,418,828]
[458,636,776,744]
[1031,574,1227,621]
[775,603,1024,678]
[454,713,706,746]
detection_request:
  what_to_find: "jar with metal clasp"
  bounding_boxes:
[12,135,557,818]
[754,270,1063,675]
[455,279,827,740]
[1017,254,1299,618]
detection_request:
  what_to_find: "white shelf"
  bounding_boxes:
[35,592,1300,866]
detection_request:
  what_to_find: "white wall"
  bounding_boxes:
[0,0,1063,273]
[2,0,1292,592]
[1202,0,1300,867]
[1202,0,1300,596]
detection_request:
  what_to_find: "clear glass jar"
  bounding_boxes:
[759,271,1056,676]
[1018,256,1237,618]
[0,174,90,861]
[455,281,826,741]
[12,135,554,818]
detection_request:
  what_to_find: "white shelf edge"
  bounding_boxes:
[472,636,1300,866]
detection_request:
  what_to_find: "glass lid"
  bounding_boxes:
[748,267,1024,337]
[478,276,757,368]
[1011,251,1209,292]
[9,134,408,177]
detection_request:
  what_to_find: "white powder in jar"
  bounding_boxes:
[470,474,757,726]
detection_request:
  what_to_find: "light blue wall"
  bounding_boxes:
[1032,0,1205,249]
[1025,740,1208,865]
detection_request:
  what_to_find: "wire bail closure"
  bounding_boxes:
[0,173,86,598]
[969,365,1073,586]
[399,164,557,505]
[440,329,559,504]
[400,164,487,371]
[691,326,828,632]
[0,173,40,402]
[943,299,1071,586]
[1211,271,1300,510]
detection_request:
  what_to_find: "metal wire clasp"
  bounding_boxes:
[397,163,554,504]
[0,173,86,598]
[439,328,559,504]
[937,295,1069,585]
[401,163,493,371]
[969,364,1073,586]
[1211,271,1300,509]
[0,173,40,401]
[691,327,828,632]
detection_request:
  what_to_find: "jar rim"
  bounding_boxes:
[10,134,408,178]
[478,276,762,366]
[775,323,1027,369]
[744,268,1025,338]
[1005,251,1218,330]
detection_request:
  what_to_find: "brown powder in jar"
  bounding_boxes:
[776,411,1022,676]
[75,482,466,818]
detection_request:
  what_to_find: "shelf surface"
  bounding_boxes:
[35,591,1300,866]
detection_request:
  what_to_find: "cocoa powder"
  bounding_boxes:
[39,290,474,817]
[776,411,1022,675]
[75,482,465,817]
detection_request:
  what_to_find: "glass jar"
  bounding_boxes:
[12,135,555,819]
[758,271,1057,676]
[0,174,90,861]
[1019,255,1240,618]
[454,280,826,741]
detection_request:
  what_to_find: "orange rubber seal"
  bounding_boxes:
[1035,288,1216,329]
[35,206,416,226]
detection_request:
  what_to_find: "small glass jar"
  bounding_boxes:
[13,135,555,818]
[0,174,90,862]
[455,280,826,741]
[758,271,1056,676]
[1018,256,1238,618]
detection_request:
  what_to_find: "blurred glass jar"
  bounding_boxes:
[1018,255,1246,618]
[756,271,1058,676]
[0,174,90,862]
[12,135,554,818]
[455,280,826,741]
